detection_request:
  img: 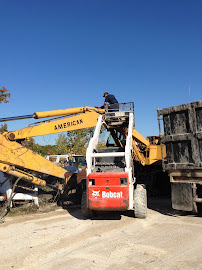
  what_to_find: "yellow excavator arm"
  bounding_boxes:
[5,107,104,140]
[132,130,166,166]
[0,104,165,190]
[0,106,104,189]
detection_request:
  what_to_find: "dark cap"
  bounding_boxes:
[103,92,108,97]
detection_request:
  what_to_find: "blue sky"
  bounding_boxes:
[0,0,201,145]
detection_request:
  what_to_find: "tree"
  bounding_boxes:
[64,127,106,156]
[0,87,11,103]
[55,133,68,154]
[21,138,41,154]
[0,87,10,133]
[98,140,106,151]
[65,129,93,156]
[0,123,8,134]
[39,145,58,156]
[21,137,35,149]
[20,137,58,156]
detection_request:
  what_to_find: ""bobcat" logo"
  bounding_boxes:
[92,190,100,198]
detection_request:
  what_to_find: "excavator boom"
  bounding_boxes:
[6,111,101,141]
[0,106,104,188]
[0,104,165,190]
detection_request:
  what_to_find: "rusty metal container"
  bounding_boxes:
[157,100,202,170]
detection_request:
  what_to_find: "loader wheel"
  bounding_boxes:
[81,191,94,219]
[134,184,147,219]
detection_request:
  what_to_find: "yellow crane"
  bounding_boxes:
[0,104,166,192]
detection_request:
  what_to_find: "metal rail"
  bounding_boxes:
[0,114,33,122]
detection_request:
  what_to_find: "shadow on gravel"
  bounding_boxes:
[61,197,202,220]
[62,204,123,220]
[148,197,202,218]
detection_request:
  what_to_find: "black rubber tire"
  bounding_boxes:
[81,191,94,219]
[134,184,147,219]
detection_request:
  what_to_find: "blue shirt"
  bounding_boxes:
[105,94,118,104]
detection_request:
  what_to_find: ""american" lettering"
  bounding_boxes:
[54,119,83,130]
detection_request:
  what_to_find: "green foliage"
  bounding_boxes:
[53,126,106,156]
[0,123,8,134]
[39,144,58,156]
[65,126,106,156]
[66,128,94,156]
[21,137,58,156]
[0,87,10,133]
[0,87,11,103]
[98,140,106,151]
[55,133,68,154]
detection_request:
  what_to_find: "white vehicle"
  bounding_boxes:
[45,154,86,166]
[0,171,38,206]
[44,155,69,165]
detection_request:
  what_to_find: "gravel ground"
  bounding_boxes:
[0,198,202,270]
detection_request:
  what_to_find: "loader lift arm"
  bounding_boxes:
[102,102,166,167]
